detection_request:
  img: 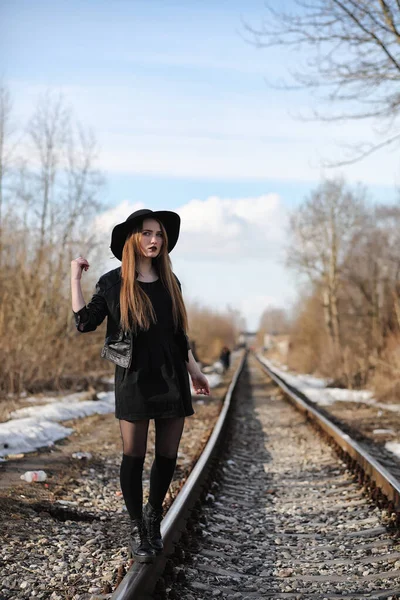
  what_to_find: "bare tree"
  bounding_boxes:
[245,1,400,162]
[53,124,105,327]
[287,178,368,354]
[0,87,107,396]
[0,83,17,265]
[27,91,70,273]
[187,302,242,362]
[258,307,290,335]
[257,307,291,352]
[366,204,400,334]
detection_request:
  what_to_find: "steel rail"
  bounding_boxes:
[255,353,400,514]
[111,350,247,600]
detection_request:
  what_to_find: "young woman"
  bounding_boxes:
[70,209,210,563]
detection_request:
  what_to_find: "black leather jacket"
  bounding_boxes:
[73,267,190,369]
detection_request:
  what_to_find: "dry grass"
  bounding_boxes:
[187,302,241,364]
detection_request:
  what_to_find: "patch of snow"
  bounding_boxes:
[0,392,115,460]
[206,373,222,388]
[385,441,400,459]
[373,429,395,435]
[257,355,376,407]
[203,361,224,375]
[9,391,115,421]
[305,387,375,408]
[258,354,400,422]
[0,418,74,458]
[23,391,92,405]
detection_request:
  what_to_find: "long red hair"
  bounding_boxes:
[120,220,188,334]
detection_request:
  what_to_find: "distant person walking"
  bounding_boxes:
[219,346,231,372]
[70,209,210,562]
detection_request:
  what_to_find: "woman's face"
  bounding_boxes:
[139,218,164,258]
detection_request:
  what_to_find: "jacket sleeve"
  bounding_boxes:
[183,332,191,359]
[174,273,182,291]
[173,273,191,359]
[174,329,190,362]
[73,277,108,333]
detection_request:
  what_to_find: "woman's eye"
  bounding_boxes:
[157,233,163,237]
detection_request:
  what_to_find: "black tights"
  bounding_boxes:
[119,417,184,520]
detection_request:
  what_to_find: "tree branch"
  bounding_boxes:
[379,0,400,40]
[333,0,400,73]
[323,132,400,166]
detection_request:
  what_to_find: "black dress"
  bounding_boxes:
[115,279,194,421]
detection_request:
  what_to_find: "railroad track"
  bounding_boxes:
[256,354,400,489]
[111,353,400,600]
[256,354,400,518]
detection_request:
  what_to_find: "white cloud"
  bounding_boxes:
[175,194,287,261]
[94,200,145,235]
[94,194,287,264]
[93,194,294,330]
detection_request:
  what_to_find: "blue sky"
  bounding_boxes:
[2,0,400,330]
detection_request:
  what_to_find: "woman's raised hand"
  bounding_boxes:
[71,256,90,281]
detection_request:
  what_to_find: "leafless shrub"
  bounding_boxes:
[0,85,107,398]
[257,307,291,360]
[187,302,242,364]
[282,175,400,389]
[286,178,368,363]
[287,290,327,375]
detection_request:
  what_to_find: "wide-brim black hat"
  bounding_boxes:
[110,209,181,260]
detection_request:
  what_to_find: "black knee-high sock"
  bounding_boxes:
[148,453,177,511]
[119,454,145,520]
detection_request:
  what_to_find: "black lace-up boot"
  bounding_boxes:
[143,502,163,553]
[129,518,156,562]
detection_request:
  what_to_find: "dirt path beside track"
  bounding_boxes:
[0,360,239,600]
